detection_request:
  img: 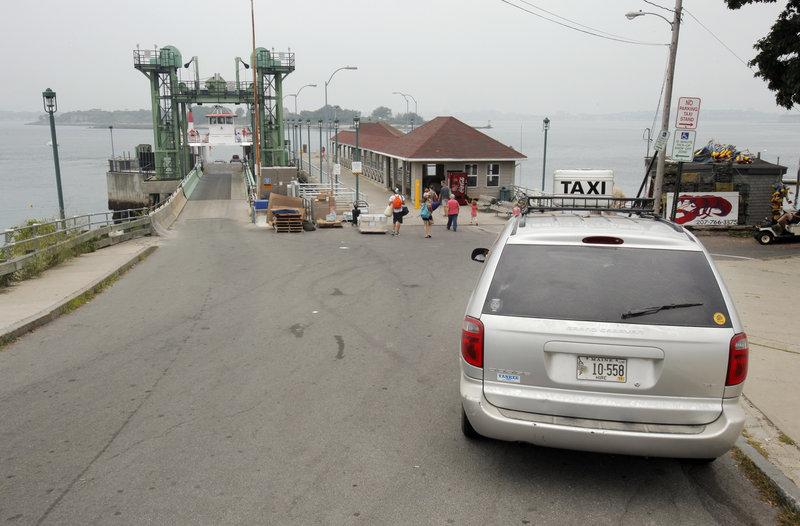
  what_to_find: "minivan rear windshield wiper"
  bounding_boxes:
[621,302,703,320]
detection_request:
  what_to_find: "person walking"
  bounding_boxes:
[389,188,405,236]
[439,180,451,218]
[427,186,440,214]
[420,194,433,238]
[470,199,478,225]
[446,194,460,232]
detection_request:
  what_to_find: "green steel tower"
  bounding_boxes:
[134,44,294,179]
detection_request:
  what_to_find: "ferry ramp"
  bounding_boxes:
[179,163,251,222]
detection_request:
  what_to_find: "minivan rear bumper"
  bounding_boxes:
[460,373,745,459]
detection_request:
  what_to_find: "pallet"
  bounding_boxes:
[316,220,342,228]
[273,214,303,233]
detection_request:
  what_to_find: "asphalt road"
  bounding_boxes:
[0,173,786,525]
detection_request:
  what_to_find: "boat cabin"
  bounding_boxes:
[206,106,238,145]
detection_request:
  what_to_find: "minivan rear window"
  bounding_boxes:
[482,245,731,327]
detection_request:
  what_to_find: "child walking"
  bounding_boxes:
[470,199,478,225]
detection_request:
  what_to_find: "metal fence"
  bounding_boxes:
[293,182,357,213]
[297,157,366,204]
[1,209,149,263]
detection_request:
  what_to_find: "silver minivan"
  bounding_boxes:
[460,205,748,460]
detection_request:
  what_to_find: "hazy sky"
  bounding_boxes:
[1,0,792,118]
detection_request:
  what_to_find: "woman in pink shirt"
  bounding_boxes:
[446,196,460,231]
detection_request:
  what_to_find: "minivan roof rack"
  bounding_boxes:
[523,195,656,216]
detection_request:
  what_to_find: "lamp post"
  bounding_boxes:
[250,0,260,185]
[354,116,360,201]
[541,117,550,192]
[393,91,417,130]
[306,119,311,176]
[318,119,324,182]
[333,119,340,185]
[108,125,115,166]
[324,66,357,180]
[286,83,317,120]
[393,91,409,129]
[407,94,417,130]
[626,0,682,213]
[42,88,65,221]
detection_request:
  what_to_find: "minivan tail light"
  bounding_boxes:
[461,316,484,368]
[726,333,748,386]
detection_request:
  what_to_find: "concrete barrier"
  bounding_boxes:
[148,165,202,234]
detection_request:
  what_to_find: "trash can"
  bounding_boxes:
[499,187,511,202]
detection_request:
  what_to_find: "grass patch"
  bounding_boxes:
[742,429,770,458]
[1,224,97,289]
[732,447,800,525]
[60,274,119,315]
[779,433,797,446]
[0,334,17,351]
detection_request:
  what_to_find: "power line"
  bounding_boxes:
[683,8,753,70]
[498,0,667,46]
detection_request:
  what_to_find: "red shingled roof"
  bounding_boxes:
[335,116,526,161]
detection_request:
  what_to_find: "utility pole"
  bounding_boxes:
[652,0,682,214]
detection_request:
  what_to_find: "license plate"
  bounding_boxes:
[577,356,627,383]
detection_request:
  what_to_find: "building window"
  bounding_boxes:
[465,164,478,187]
[487,163,500,187]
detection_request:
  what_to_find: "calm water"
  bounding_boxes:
[1,118,797,229]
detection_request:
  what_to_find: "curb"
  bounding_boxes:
[735,436,800,514]
[0,245,157,343]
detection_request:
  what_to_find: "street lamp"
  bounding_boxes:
[393,92,409,128]
[285,83,317,120]
[392,91,417,130]
[354,116,360,201]
[109,125,115,162]
[292,119,302,169]
[306,119,311,177]
[42,88,65,221]
[333,119,340,185]
[542,117,550,192]
[318,119,324,182]
[626,1,682,213]
[324,66,357,180]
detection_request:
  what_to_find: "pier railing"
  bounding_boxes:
[1,209,151,280]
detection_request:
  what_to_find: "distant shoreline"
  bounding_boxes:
[25,122,154,130]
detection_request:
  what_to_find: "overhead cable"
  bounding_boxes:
[499,0,667,46]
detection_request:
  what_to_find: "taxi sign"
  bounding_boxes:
[675,97,701,129]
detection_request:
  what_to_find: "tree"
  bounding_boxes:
[370,106,393,121]
[725,0,800,109]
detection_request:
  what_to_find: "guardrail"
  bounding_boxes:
[297,157,366,204]
[293,182,357,213]
[1,209,152,279]
[1,161,205,280]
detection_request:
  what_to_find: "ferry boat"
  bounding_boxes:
[188,105,252,146]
